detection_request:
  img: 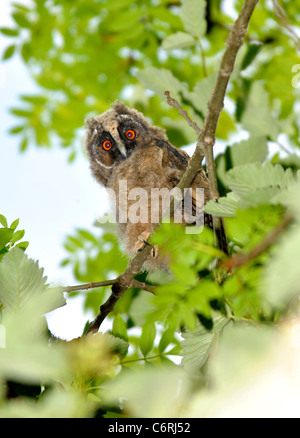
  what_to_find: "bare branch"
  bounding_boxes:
[64,280,117,294]
[64,278,156,295]
[85,244,153,334]
[164,91,202,138]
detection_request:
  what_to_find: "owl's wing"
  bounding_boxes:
[155,139,228,254]
[155,139,189,171]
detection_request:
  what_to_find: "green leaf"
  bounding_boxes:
[0,228,14,250]
[10,108,33,118]
[20,95,48,105]
[162,32,195,50]
[229,136,268,166]
[137,67,186,100]
[20,137,28,152]
[187,73,217,116]
[181,315,230,374]
[0,27,19,37]
[226,163,294,198]
[112,314,128,342]
[241,82,280,140]
[140,322,156,357]
[181,0,207,39]
[2,44,16,61]
[204,192,240,217]
[0,247,64,314]
[9,125,25,134]
[10,229,25,244]
[12,12,30,28]
[103,367,188,418]
[207,163,295,217]
[158,328,176,353]
[10,218,19,229]
[15,241,29,250]
[0,214,8,227]
[171,263,198,286]
[108,9,142,32]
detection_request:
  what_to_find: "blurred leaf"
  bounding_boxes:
[0,228,14,250]
[140,322,156,357]
[10,229,25,244]
[10,218,19,229]
[181,315,231,374]
[112,314,128,342]
[229,136,268,166]
[0,27,19,37]
[0,214,8,227]
[181,0,207,39]
[226,162,294,198]
[104,367,189,418]
[20,137,28,152]
[12,12,30,28]
[162,32,195,50]
[158,328,177,354]
[0,248,65,314]
[188,74,217,116]
[137,67,186,100]
[205,192,240,217]
[9,125,25,134]
[241,82,280,140]
[2,44,16,61]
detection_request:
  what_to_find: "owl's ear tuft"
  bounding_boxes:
[112,100,132,116]
[84,116,98,132]
[112,100,168,141]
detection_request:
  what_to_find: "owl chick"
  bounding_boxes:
[85,101,211,269]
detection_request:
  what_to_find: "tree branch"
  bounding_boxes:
[223,213,294,270]
[64,279,117,293]
[64,278,156,295]
[85,244,153,334]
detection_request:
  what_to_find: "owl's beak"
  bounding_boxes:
[117,140,127,159]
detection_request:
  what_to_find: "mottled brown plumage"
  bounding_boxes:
[85,101,211,269]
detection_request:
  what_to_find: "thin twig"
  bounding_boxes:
[64,279,117,293]
[164,91,202,137]
[64,278,156,295]
[272,0,300,51]
[223,213,294,270]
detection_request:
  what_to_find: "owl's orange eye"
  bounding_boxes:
[126,129,135,139]
[102,140,112,151]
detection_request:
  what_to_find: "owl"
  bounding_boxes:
[85,101,211,269]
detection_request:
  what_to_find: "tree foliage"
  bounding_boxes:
[1,0,300,418]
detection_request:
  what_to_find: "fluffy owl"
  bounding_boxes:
[85,101,211,269]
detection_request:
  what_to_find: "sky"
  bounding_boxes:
[0,0,109,339]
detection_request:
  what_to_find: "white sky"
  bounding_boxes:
[0,0,109,339]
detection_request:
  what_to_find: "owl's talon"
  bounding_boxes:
[134,231,152,254]
[136,242,147,252]
[151,245,158,259]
